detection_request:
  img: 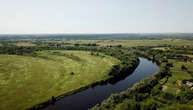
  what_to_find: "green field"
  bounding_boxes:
[0,50,120,110]
[12,42,36,47]
[62,39,193,47]
[163,60,193,94]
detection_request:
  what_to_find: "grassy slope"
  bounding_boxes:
[0,50,120,110]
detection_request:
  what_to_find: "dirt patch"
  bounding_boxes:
[176,80,182,86]
[162,85,168,91]
[160,77,168,84]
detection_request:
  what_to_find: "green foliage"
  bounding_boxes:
[181,65,187,71]
[71,72,75,75]
[91,44,193,110]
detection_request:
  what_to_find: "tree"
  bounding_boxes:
[71,72,74,75]
[74,44,80,47]
[109,64,121,76]
[181,65,187,71]
[51,96,56,104]
[91,52,94,55]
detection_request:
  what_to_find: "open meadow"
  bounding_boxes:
[0,50,119,110]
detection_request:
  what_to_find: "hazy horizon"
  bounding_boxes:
[0,0,193,34]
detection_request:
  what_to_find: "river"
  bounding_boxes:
[42,57,159,110]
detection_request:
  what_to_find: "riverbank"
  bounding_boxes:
[30,57,158,110]
[25,52,139,110]
[90,57,162,110]
[91,46,193,110]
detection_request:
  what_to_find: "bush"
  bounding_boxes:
[181,65,187,71]
[71,72,74,75]
[109,64,121,76]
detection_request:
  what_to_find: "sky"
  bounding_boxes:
[0,0,193,34]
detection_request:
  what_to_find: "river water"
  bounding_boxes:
[42,57,159,110]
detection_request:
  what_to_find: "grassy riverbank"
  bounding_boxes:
[0,50,120,110]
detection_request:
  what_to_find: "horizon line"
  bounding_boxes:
[0,32,193,35]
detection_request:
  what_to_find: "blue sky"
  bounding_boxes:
[0,0,193,34]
